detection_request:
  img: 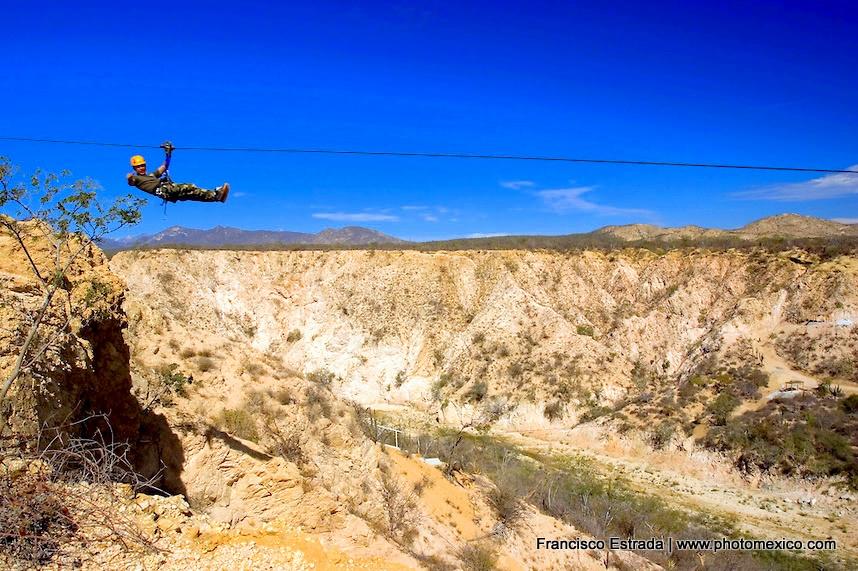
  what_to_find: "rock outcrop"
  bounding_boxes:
[0,221,140,441]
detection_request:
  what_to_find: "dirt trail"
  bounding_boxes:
[734,340,858,418]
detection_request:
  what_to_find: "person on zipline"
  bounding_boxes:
[127,142,229,203]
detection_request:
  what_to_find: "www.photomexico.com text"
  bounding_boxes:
[536,536,837,553]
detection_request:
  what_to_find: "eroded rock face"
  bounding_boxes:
[0,222,140,441]
[110,248,858,413]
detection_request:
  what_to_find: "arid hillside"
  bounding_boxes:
[107,246,858,569]
[111,247,857,422]
[4,224,647,570]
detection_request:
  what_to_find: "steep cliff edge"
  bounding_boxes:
[0,221,140,441]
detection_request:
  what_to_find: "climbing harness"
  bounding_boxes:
[157,140,176,213]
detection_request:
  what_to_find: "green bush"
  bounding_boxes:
[704,397,858,487]
[648,421,675,450]
[307,368,337,387]
[430,379,447,401]
[395,370,406,388]
[217,407,259,442]
[464,381,488,403]
[576,324,595,337]
[707,392,740,426]
[842,394,858,414]
[579,405,612,422]
[158,363,189,397]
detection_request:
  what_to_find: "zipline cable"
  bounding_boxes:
[2,136,857,175]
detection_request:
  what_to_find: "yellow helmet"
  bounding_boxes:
[130,155,146,167]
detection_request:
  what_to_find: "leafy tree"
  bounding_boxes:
[0,157,144,419]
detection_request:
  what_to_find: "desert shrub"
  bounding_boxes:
[261,417,306,465]
[304,387,332,419]
[158,363,189,398]
[731,366,770,399]
[543,400,565,421]
[507,362,523,380]
[0,465,77,565]
[648,421,675,450]
[707,393,739,426]
[430,377,448,401]
[456,542,497,571]
[217,407,259,442]
[464,381,488,403]
[487,487,526,530]
[139,363,190,409]
[630,360,653,391]
[242,359,265,377]
[269,388,295,405]
[377,468,420,545]
[196,356,216,372]
[576,324,595,337]
[395,370,406,388]
[842,394,858,414]
[396,428,821,569]
[179,347,196,358]
[704,398,858,487]
[579,405,612,422]
[413,554,456,571]
[196,349,213,358]
[815,357,856,380]
[0,421,157,567]
[307,368,337,387]
[286,329,302,343]
[679,375,707,401]
[472,332,485,344]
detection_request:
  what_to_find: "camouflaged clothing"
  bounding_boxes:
[128,173,218,202]
[127,173,163,194]
[159,182,219,203]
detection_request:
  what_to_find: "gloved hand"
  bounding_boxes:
[160,140,175,155]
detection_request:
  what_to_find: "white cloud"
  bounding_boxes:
[833,217,858,224]
[536,186,653,217]
[422,214,439,222]
[312,212,399,222]
[736,165,858,201]
[401,205,428,211]
[467,232,508,238]
[501,180,535,190]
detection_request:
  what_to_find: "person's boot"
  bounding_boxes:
[216,183,230,203]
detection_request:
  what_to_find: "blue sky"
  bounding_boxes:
[2,1,857,240]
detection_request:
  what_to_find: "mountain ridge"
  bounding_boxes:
[100,214,858,251]
[100,224,405,249]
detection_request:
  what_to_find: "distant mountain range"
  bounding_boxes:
[99,225,405,249]
[99,215,858,251]
[592,214,858,242]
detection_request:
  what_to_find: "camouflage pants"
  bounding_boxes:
[159,182,219,203]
